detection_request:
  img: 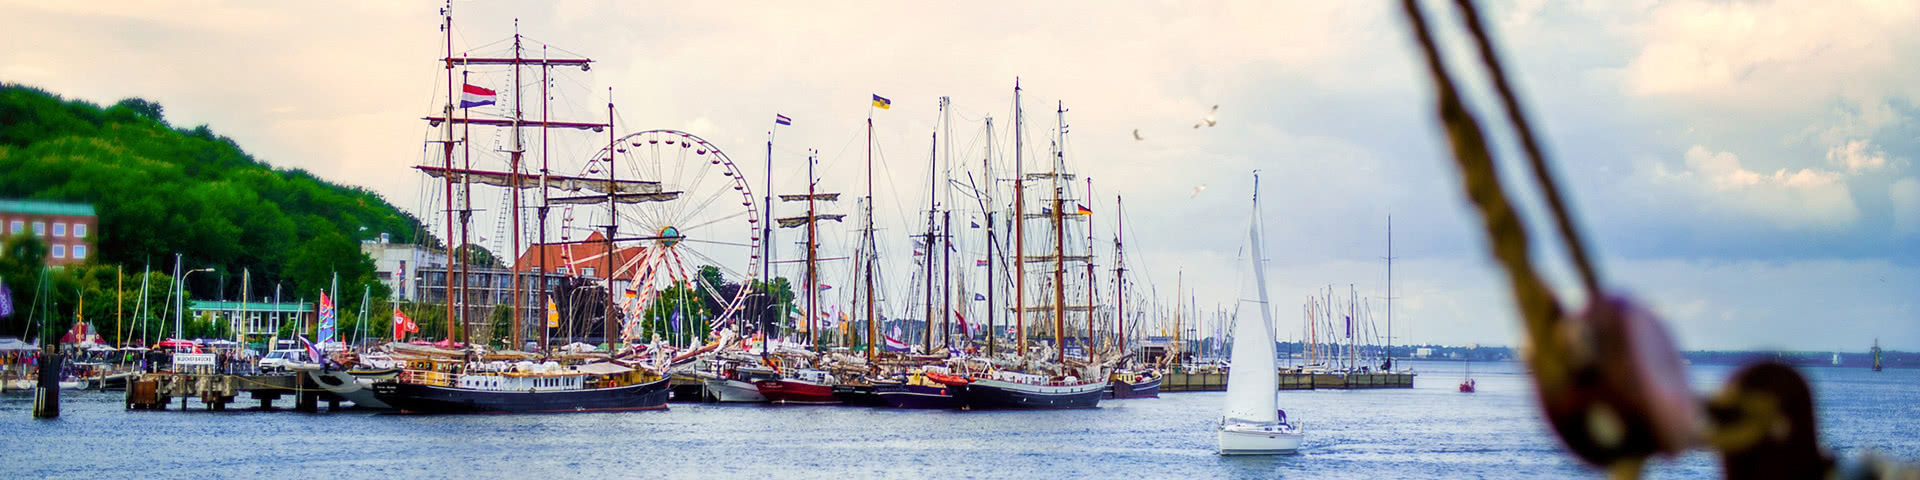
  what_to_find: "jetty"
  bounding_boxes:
[1160,367,1415,392]
[123,372,343,411]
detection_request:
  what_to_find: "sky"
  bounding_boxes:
[2,0,1914,352]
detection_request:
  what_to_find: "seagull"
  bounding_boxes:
[1203,105,1218,127]
[1132,129,1145,141]
[1190,184,1208,198]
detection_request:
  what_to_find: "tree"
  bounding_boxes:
[111,98,165,124]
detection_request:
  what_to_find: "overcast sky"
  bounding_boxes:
[4,0,1914,351]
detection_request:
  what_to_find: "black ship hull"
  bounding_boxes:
[832,384,889,406]
[876,383,958,409]
[1106,376,1161,399]
[371,378,670,414]
[952,378,1105,410]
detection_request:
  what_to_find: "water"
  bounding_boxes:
[2,361,1914,479]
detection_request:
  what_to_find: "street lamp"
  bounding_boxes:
[175,266,215,342]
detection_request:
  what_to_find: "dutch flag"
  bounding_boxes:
[460,83,497,109]
[775,114,792,126]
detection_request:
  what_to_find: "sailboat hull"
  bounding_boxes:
[832,384,889,406]
[1217,425,1304,455]
[704,378,768,402]
[371,377,669,414]
[876,383,958,409]
[951,378,1105,410]
[755,379,840,404]
[303,367,398,409]
[1106,376,1161,399]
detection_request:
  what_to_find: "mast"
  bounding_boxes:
[1013,78,1027,357]
[864,116,877,362]
[924,129,937,354]
[983,117,997,357]
[508,23,524,349]
[1173,271,1181,368]
[459,67,474,347]
[602,91,616,346]
[1386,215,1394,369]
[1114,195,1126,359]
[1085,177,1095,362]
[440,3,457,341]
[763,119,776,356]
[806,150,819,353]
[942,210,952,350]
[1051,101,1066,366]
[538,45,551,351]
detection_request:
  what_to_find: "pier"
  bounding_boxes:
[1160,368,1415,392]
[123,372,343,411]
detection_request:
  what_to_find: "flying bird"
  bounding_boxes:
[1132,129,1145,141]
[1190,184,1208,198]
[1203,105,1218,127]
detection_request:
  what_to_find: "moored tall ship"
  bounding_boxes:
[374,357,668,413]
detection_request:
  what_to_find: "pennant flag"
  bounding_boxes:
[956,311,968,337]
[871,94,892,110]
[392,307,415,341]
[973,293,986,301]
[818,283,833,292]
[316,292,337,345]
[546,295,560,328]
[775,114,793,126]
[1076,204,1093,215]
[970,221,980,228]
[0,280,12,318]
[460,83,497,109]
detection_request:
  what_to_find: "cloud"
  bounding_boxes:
[1825,139,1889,173]
[1650,145,1858,229]
[1893,177,1920,236]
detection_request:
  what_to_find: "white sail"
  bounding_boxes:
[1222,191,1278,425]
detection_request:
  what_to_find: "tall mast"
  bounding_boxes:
[1051,101,1066,366]
[763,119,776,355]
[602,91,616,346]
[459,67,474,347]
[1386,215,1393,369]
[864,115,877,362]
[538,45,551,350]
[942,210,952,350]
[1114,195,1126,359]
[508,22,524,349]
[1084,176,1095,362]
[1173,270,1181,368]
[806,150,819,353]
[439,3,457,341]
[1013,78,1027,357]
[983,117,997,357]
[924,128,937,354]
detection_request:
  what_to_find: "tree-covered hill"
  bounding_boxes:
[0,83,427,341]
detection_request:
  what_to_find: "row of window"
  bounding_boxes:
[7,220,89,238]
[49,244,86,259]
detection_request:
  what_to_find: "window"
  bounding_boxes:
[8,221,20,233]
[73,224,86,237]
[32,221,45,236]
[583,267,596,277]
[52,223,66,237]
[72,245,86,259]
[51,244,65,258]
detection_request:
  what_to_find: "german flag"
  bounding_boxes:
[871,94,891,109]
[1075,203,1093,215]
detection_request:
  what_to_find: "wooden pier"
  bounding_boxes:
[1160,369,1415,392]
[123,372,345,411]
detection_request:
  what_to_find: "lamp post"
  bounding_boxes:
[176,266,215,342]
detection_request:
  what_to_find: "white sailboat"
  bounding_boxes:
[1218,173,1304,455]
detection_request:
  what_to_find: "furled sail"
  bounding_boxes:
[415,166,662,194]
[776,214,847,228]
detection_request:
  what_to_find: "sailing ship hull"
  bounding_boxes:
[704,378,768,402]
[951,378,1105,410]
[370,377,670,414]
[832,384,889,407]
[876,383,958,409]
[1217,425,1304,455]
[1106,376,1161,399]
[755,379,840,404]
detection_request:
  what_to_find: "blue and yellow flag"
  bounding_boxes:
[871,94,891,109]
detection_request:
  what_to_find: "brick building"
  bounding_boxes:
[0,199,98,267]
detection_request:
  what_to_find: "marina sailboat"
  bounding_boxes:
[1217,173,1303,455]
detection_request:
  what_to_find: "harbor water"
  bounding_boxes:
[3,360,1914,479]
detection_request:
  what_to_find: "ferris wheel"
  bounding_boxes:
[577,129,761,342]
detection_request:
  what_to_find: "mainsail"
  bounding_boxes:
[1222,184,1279,425]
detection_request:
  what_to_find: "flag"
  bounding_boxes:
[912,238,928,256]
[1345,315,1352,339]
[316,292,336,345]
[1041,207,1053,216]
[956,311,968,337]
[392,307,415,341]
[1006,324,1017,336]
[775,114,793,126]
[884,324,908,351]
[975,259,987,267]
[546,295,560,328]
[818,283,833,292]
[297,334,324,364]
[0,280,12,318]
[871,94,891,109]
[973,293,986,301]
[1076,204,1093,215]
[460,83,497,109]
[970,221,980,228]
[670,310,683,331]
